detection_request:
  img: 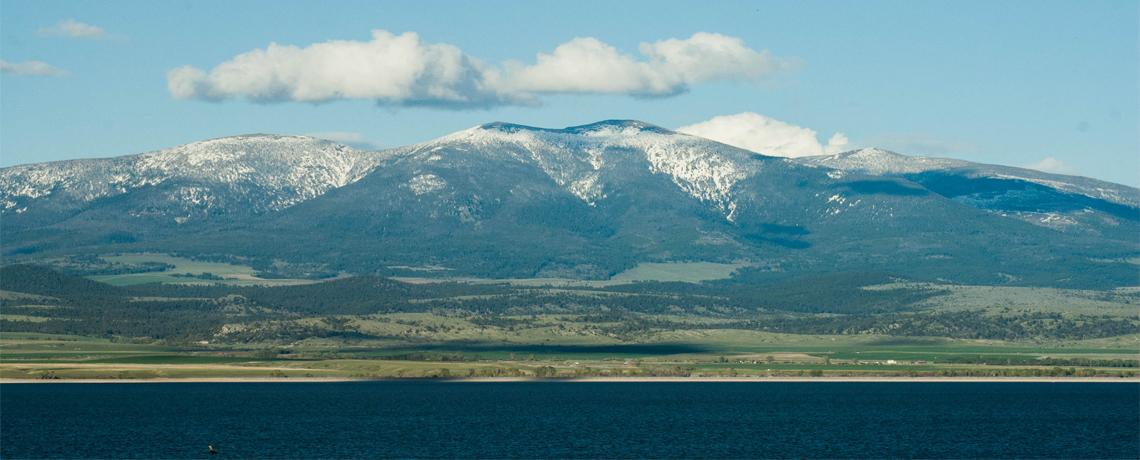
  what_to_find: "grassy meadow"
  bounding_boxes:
[86,253,318,286]
[83,254,750,288]
[3,320,1136,380]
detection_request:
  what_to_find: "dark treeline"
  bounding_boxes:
[218,321,377,344]
[931,367,1134,378]
[946,356,1140,367]
[745,310,1140,341]
[1,263,128,297]
[608,271,949,314]
[169,272,224,280]
[25,254,175,277]
[0,298,252,342]
[379,352,474,362]
[124,275,516,315]
[572,310,1138,342]
[0,264,246,341]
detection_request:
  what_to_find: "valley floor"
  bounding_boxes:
[3,331,1136,381]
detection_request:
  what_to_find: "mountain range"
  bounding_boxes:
[2,120,1136,288]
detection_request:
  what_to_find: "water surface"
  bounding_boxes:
[2,382,1136,459]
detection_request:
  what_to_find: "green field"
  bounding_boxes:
[907,284,1139,316]
[393,261,751,287]
[4,322,1136,380]
[609,262,751,283]
[86,253,318,286]
[0,315,52,322]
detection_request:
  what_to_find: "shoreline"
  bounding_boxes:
[3,376,1136,384]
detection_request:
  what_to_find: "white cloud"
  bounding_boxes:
[168,30,799,108]
[168,30,518,108]
[1023,157,1080,175]
[825,132,849,155]
[166,66,207,99]
[37,19,120,40]
[639,33,801,86]
[505,33,799,95]
[676,112,845,158]
[503,37,675,95]
[0,60,68,77]
[305,131,381,150]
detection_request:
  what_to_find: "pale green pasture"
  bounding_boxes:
[88,273,315,286]
[228,312,1140,356]
[2,304,61,309]
[0,332,108,342]
[609,262,750,283]
[88,253,317,286]
[301,313,627,348]
[1,291,61,303]
[0,332,180,360]
[1060,334,1140,350]
[101,253,256,276]
[88,273,189,285]
[392,261,751,286]
[0,315,53,322]
[909,284,1138,316]
[0,364,346,380]
[393,277,628,288]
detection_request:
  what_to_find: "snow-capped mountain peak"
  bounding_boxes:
[385,120,761,212]
[0,134,389,222]
[805,148,971,175]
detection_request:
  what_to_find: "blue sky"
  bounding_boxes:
[2,0,1137,186]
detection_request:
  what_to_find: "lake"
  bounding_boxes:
[2,381,1136,459]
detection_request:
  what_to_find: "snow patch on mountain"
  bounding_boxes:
[802,148,969,175]
[405,174,447,195]
[0,135,389,215]
[800,148,1138,207]
[993,174,1133,206]
[389,120,763,216]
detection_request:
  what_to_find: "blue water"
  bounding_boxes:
[2,382,1137,459]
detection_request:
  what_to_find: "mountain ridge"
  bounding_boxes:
[796,148,1139,240]
[1,134,388,233]
[1,120,1136,287]
[798,147,1137,206]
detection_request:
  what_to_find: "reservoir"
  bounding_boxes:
[2,381,1137,459]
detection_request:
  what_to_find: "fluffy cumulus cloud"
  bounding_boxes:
[503,37,675,95]
[37,19,119,40]
[641,33,800,86]
[505,33,799,95]
[168,30,517,108]
[167,30,799,108]
[1023,157,1080,175]
[676,112,846,158]
[305,131,381,150]
[0,60,68,77]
